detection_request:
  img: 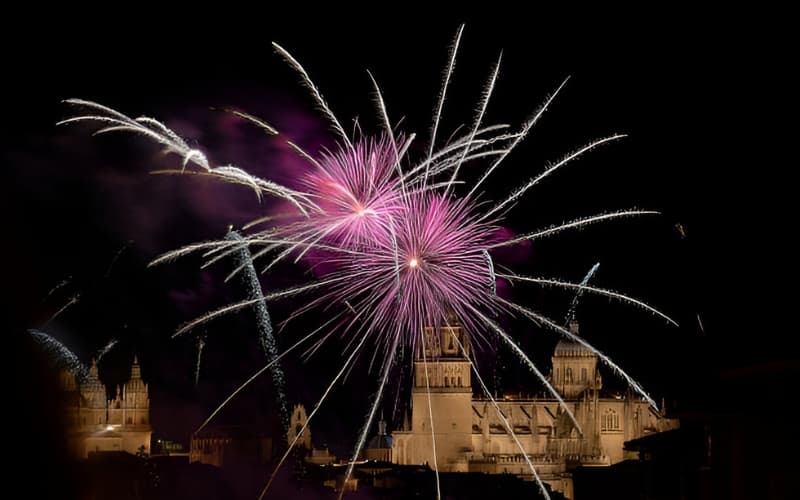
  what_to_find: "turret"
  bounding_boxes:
[551,320,600,398]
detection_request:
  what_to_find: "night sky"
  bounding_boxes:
[5,11,794,477]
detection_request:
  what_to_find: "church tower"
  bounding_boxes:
[80,359,107,427]
[123,357,150,428]
[551,319,601,398]
[288,403,312,449]
[63,355,152,457]
[394,318,473,472]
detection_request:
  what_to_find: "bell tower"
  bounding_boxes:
[404,317,473,472]
[288,403,311,450]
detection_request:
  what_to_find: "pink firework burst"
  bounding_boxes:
[298,133,406,249]
[316,192,502,349]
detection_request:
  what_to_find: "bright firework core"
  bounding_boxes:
[409,258,419,268]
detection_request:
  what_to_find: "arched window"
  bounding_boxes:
[602,409,620,431]
[565,368,573,383]
[457,376,462,387]
[581,368,587,383]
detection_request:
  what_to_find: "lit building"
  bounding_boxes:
[391,319,678,499]
[60,356,152,457]
[364,416,392,462]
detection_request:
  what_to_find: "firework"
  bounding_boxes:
[62,25,677,500]
[95,338,119,364]
[227,230,289,432]
[190,334,204,385]
[29,329,89,384]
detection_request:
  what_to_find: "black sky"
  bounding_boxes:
[5,12,795,459]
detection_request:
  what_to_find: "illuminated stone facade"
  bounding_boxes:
[60,357,152,458]
[391,320,678,499]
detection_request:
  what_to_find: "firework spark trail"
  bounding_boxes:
[339,331,401,500]
[496,273,678,326]
[564,263,600,324]
[500,297,659,410]
[367,71,405,194]
[226,230,289,431]
[390,345,407,424]
[485,134,627,219]
[105,240,133,278]
[96,338,119,364]
[44,277,71,301]
[482,249,496,294]
[444,51,502,197]
[44,294,80,325]
[194,335,205,385]
[488,210,661,248]
[406,126,518,185]
[466,77,570,201]
[468,305,582,433]
[272,42,353,151]
[28,329,89,383]
[425,24,464,187]
[449,331,551,500]
[60,100,315,214]
[195,317,338,434]
[171,277,349,338]
[259,329,372,500]
[220,108,279,136]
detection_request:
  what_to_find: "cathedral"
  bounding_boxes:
[60,356,152,458]
[391,319,677,499]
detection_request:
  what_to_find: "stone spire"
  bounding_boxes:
[88,357,99,380]
[130,355,141,380]
[378,411,387,436]
[124,355,148,407]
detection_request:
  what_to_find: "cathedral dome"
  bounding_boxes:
[554,339,595,357]
[553,319,595,357]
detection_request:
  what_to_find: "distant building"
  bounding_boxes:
[364,416,392,462]
[60,356,152,457]
[391,319,678,499]
[287,403,339,465]
[287,403,312,450]
[190,425,275,467]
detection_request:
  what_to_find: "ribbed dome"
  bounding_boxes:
[553,319,595,357]
[554,339,595,357]
[367,434,392,449]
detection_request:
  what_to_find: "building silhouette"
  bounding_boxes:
[60,356,151,457]
[391,319,677,499]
